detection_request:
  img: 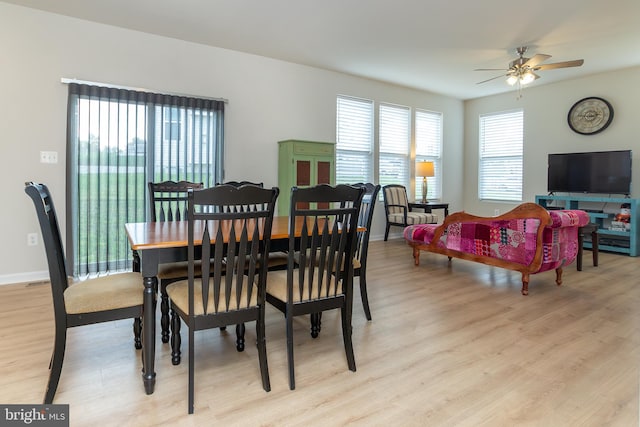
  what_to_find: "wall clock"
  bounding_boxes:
[567,97,614,135]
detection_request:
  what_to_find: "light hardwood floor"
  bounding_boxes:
[1,239,639,426]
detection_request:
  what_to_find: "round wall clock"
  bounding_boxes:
[567,97,614,135]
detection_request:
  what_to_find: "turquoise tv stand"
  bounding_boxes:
[535,194,640,256]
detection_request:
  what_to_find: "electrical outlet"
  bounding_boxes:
[27,233,38,246]
[40,151,58,164]
[494,209,500,216]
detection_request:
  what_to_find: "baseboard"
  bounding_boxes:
[0,271,49,286]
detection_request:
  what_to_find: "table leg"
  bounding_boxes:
[591,229,599,267]
[142,275,157,394]
[577,232,584,271]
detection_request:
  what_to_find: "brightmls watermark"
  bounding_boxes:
[0,405,68,426]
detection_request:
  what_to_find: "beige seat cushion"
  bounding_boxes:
[262,251,289,269]
[388,212,438,225]
[166,277,259,315]
[158,260,222,280]
[64,272,143,314]
[267,270,343,303]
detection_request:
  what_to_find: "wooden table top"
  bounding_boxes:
[125,216,356,251]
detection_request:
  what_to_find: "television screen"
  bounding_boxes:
[547,150,632,194]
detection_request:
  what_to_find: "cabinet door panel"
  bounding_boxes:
[296,160,311,186]
[317,161,331,185]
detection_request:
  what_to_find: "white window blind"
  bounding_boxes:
[415,109,443,200]
[479,109,523,202]
[379,103,410,189]
[336,96,374,184]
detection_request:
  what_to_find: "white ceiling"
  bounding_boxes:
[5,0,640,99]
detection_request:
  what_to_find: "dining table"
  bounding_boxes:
[125,215,358,394]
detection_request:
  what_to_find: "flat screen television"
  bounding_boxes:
[547,150,632,195]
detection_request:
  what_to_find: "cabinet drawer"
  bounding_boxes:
[292,142,334,156]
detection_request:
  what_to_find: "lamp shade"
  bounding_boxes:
[416,161,434,178]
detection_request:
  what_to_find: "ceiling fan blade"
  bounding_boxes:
[535,59,584,70]
[474,68,508,71]
[522,53,551,68]
[476,74,506,84]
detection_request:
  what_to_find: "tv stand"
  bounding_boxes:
[535,194,640,256]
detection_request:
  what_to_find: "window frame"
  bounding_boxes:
[478,109,524,202]
[415,109,443,201]
[335,95,374,185]
[378,102,411,190]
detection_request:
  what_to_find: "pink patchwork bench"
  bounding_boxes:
[403,203,590,295]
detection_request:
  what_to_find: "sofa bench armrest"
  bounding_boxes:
[548,210,590,228]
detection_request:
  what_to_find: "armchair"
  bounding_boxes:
[382,184,438,241]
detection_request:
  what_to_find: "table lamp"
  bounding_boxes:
[416,161,434,203]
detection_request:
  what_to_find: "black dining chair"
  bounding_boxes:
[24,182,144,404]
[166,184,278,413]
[351,183,381,320]
[147,180,204,345]
[218,180,289,269]
[266,184,365,390]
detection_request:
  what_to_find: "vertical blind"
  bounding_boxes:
[336,96,374,184]
[415,109,443,200]
[379,103,410,189]
[478,109,523,202]
[66,83,225,276]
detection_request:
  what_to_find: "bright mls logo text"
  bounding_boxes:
[1,405,68,426]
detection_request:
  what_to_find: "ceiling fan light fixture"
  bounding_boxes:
[520,70,535,85]
[476,46,584,98]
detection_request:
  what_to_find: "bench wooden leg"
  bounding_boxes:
[555,268,563,286]
[521,273,529,296]
[412,247,421,266]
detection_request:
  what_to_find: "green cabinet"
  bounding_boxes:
[278,139,336,216]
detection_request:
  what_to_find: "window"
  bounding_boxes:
[415,110,443,200]
[478,109,523,202]
[378,103,410,188]
[66,83,224,276]
[336,96,374,184]
[336,96,444,202]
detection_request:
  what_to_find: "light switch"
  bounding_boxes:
[40,151,58,164]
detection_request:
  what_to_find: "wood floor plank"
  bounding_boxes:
[0,238,638,426]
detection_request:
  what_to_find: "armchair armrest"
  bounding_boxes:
[386,203,409,217]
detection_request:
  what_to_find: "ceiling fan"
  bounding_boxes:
[475,46,584,86]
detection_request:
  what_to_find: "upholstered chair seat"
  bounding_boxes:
[64,273,143,314]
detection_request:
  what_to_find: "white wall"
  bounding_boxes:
[464,66,640,216]
[0,3,464,284]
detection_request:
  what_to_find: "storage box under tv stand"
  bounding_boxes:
[535,194,640,256]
